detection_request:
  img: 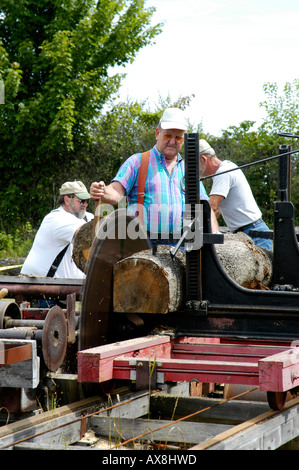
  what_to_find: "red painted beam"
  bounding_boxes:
[259,347,299,392]
[77,335,172,383]
[172,343,288,363]
[113,357,260,386]
[78,335,299,394]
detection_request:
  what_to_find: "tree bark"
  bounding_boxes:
[214,232,273,289]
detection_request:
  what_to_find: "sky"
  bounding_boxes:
[112,0,299,136]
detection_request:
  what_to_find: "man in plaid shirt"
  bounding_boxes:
[90,108,217,240]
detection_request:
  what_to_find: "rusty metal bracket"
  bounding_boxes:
[135,360,157,391]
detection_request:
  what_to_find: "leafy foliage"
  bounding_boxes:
[0,0,162,232]
[0,222,34,257]
[0,1,298,247]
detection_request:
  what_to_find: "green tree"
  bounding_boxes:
[202,121,294,227]
[259,80,299,221]
[0,0,162,232]
[260,80,299,134]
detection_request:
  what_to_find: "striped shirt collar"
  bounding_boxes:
[153,145,183,164]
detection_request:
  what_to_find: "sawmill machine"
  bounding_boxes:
[79,134,299,351]
[0,133,298,415]
[76,133,299,412]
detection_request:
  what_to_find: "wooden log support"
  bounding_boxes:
[172,342,288,363]
[259,347,299,392]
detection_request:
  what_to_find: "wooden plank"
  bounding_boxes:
[80,335,172,360]
[90,415,232,446]
[0,339,39,388]
[0,343,32,365]
[0,384,188,450]
[190,396,299,450]
[14,442,100,450]
[259,347,299,392]
[0,395,104,450]
[150,395,270,424]
[98,383,190,420]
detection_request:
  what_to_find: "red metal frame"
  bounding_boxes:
[77,335,299,396]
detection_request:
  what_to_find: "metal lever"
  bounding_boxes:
[171,205,204,260]
[170,220,194,260]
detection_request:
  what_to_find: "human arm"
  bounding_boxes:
[90,181,126,205]
[209,194,224,218]
[210,207,219,232]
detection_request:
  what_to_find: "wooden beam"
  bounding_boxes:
[77,335,172,383]
[0,339,39,388]
[0,395,104,450]
[259,347,299,392]
[150,395,270,424]
[190,396,299,450]
[90,415,232,446]
[1,343,32,365]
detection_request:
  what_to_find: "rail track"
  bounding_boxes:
[1,381,299,451]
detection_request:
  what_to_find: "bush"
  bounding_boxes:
[0,222,35,257]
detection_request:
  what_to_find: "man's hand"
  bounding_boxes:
[90,181,105,199]
[90,181,125,205]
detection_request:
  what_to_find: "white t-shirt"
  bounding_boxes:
[21,206,94,279]
[210,160,261,231]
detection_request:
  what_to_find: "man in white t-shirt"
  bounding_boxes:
[21,181,94,279]
[198,139,272,250]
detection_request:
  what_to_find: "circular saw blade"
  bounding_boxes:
[79,209,151,351]
[42,305,67,372]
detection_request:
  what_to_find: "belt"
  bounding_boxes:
[234,218,262,233]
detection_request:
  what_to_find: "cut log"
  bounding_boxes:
[72,224,273,314]
[215,232,273,289]
[72,220,93,273]
[113,245,186,314]
[113,233,273,315]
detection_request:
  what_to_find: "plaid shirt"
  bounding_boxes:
[113,145,208,236]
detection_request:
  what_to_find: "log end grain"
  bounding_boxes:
[113,257,170,314]
[72,220,94,273]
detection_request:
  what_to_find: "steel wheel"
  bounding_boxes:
[267,391,287,410]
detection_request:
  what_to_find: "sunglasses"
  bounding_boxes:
[70,196,89,204]
[161,132,184,143]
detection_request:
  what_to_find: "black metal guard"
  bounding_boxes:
[278,144,291,202]
[272,201,299,286]
[177,136,299,341]
[184,133,202,302]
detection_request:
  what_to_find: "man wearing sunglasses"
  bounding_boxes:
[90,108,218,242]
[21,180,94,279]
